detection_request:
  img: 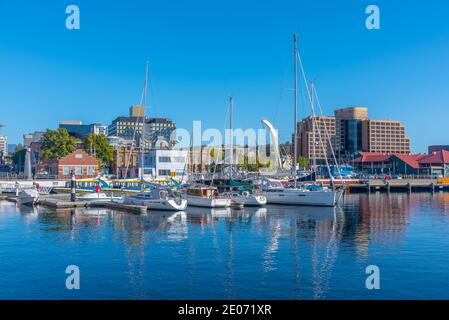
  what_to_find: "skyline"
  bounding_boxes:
[1,1,449,152]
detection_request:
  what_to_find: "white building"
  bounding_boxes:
[0,135,7,159]
[138,149,188,180]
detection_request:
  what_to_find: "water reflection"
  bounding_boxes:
[1,192,449,299]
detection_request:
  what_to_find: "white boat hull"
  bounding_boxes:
[187,195,231,208]
[19,189,40,206]
[124,197,187,211]
[266,188,341,207]
[232,194,267,207]
[78,192,123,202]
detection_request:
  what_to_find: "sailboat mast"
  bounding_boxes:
[293,33,298,188]
[311,81,316,171]
[229,96,233,178]
[140,61,149,191]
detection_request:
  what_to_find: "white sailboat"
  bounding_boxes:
[264,33,343,207]
[226,97,267,207]
[122,62,187,211]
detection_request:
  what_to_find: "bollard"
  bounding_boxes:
[70,171,76,202]
[15,181,19,197]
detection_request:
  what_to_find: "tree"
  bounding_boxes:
[84,134,115,168]
[238,156,271,171]
[41,128,77,160]
[297,156,309,169]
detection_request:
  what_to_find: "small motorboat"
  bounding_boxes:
[229,190,267,207]
[19,189,40,206]
[124,188,187,211]
[78,192,123,202]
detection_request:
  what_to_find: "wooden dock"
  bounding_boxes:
[88,201,147,214]
[335,179,449,193]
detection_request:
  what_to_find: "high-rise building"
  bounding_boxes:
[295,116,336,165]
[108,116,144,143]
[59,120,107,139]
[295,107,411,165]
[334,107,368,159]
[108,106,176,148]
[0,135,7,159]
[145,117,176,148]
[362,119,410,154]
[334,107,410,159]
[129,105,145,118]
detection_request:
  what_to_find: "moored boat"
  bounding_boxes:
[186,185,231,208]
[78,192,123,202]
[19,189,40,206]
[124,188,187,211]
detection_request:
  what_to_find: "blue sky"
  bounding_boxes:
[0,0,448,152]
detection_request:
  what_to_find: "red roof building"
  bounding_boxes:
[38,149,99,179]
[353,150,449,177]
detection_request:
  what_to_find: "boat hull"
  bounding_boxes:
[265,189,341,207]
[124,197,187,211]
[19,189,40,206]
[232,194,267,207]
[187,195,231,208]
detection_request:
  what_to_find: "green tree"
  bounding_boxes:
[238,156,271,171]
[297,156,309,169]
[84,134,115,168]
[41,128,77,160]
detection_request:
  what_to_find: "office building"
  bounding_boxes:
[334,107,368,159]
[23,131,45,147]
[295,107,412,165]
[59,120,107,139]
[0,135,7,158]
[295,116,336,165]
[108,106,176,148]
[138,149,188,180]
[362,119,410,154]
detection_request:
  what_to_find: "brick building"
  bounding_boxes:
[38,149,99,179]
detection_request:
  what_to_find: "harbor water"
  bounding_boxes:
[0,192,449,300]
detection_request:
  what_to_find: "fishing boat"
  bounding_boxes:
[124,188,187,211]
[262,33,344,207]
[186,185,231,208]
[19,189,40,206]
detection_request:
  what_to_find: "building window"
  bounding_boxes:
[88,166,95,175]
[63,166,70,175]
[172,156,185,163]
[75,167,83,175]
[159,157,171,163]
[158,169,171,176]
